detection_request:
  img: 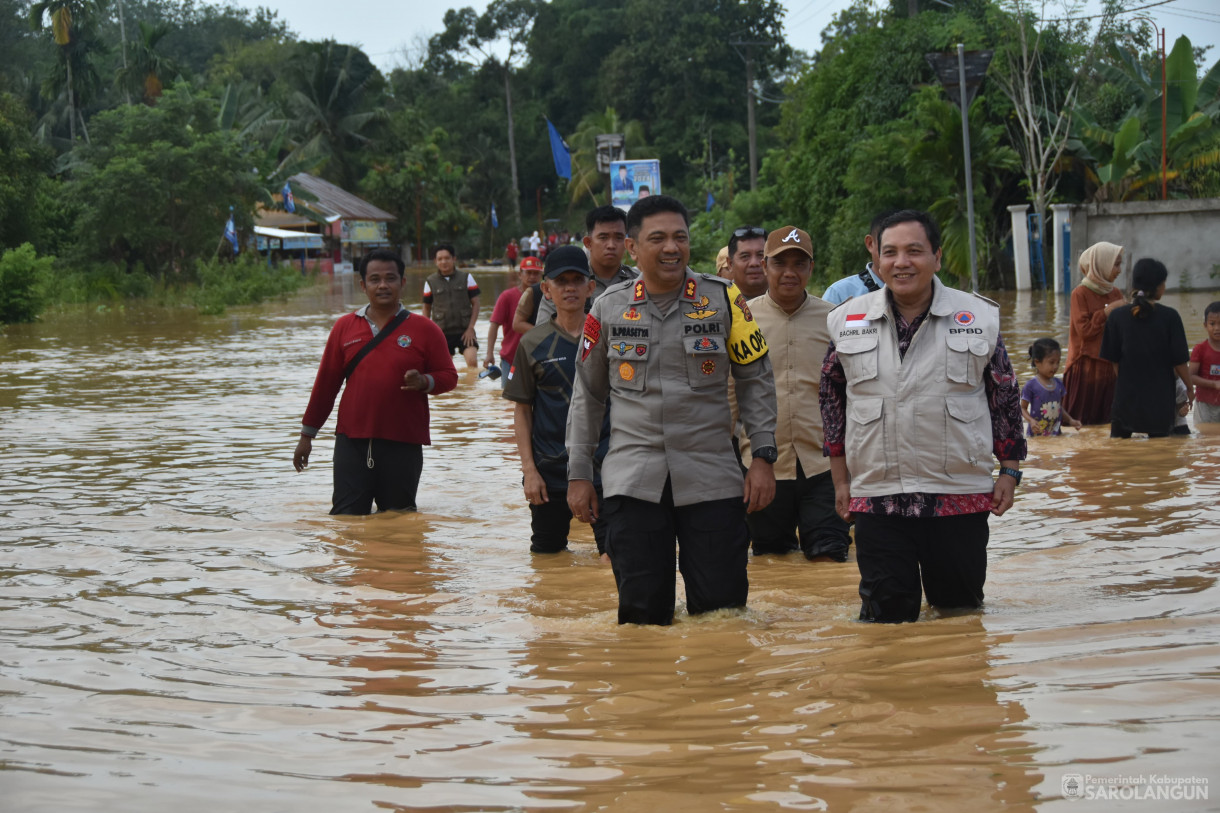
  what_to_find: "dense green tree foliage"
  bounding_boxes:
[0,94,55,250]
[68,87,263,277]
[4,0,1220,314]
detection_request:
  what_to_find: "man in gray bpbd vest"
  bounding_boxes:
[819,210,1026,623]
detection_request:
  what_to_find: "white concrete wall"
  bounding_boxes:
[1008,204,1031,290]
[1055,198,1220,292]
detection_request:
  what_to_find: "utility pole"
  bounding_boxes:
[926,45,994,293]
[116,0,131,105]
[956,44,980,294]
[730,38,776,192]
[745,45,757,191]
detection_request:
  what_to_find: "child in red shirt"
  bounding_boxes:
[1189,301,1220,424]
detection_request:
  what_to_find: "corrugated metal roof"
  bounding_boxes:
[289,173,396,222]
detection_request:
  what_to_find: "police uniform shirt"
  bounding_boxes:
[567,269,778,507]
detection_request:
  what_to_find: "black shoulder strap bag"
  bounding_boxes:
[344,310,408,380]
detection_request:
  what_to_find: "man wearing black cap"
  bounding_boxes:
[503,245,610,555]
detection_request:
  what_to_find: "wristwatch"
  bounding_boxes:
[752,445,778,464]
[998,466,1022,485]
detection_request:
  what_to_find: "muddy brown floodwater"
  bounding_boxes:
[2,270,1218,812]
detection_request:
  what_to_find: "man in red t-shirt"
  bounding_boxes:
[1189,301,1220,424]
[294,249,459,514]
[506,240,518,270]
[485,257,543,388]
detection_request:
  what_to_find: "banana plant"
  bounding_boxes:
[1071,35,1220,201]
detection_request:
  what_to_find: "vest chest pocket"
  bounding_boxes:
[835,333,878,384]
[943,394,990,474]
[946,334,990,385]
[684,334,729,389]
[846,396,889,479]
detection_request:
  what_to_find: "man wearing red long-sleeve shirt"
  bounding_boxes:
[294,249,458,514]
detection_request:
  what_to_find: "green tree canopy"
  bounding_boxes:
[68,85,263,276]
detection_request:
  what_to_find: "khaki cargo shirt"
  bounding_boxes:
[567,269,777,506]
[736,292,834,480]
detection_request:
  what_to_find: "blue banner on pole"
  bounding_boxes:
[546,118,571,180]
[706,192,715,212]
[491,203,499,229]
[282,181,295,213]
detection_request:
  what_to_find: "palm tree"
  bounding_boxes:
[902,93,1020,284]
[29,0,103,142]
[566,107,648,208]
[116,21,180,105]
[283,41,386,190]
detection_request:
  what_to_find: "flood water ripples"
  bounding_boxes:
[2,277,1218,811]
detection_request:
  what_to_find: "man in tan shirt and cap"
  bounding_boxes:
[738,225,850,560]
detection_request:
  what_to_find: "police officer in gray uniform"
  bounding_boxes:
[567,195,779,625]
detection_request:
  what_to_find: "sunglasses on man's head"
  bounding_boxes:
[733,227,766,238]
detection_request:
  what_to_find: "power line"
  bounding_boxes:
[1044,0,1180,23]
[1158,8,1220,24]
[1175,3,1220,21]
[787,0,842,32]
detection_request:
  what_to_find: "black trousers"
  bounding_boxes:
[529,486,608,555]
[747,465,851,559]
[601,479,749,626]
[331,434,423,515]
[853,511,989,623]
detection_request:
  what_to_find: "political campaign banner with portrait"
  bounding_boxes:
[610,159,661,209]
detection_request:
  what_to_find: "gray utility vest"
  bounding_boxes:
[826,278,999,497]
[426,271,473,334]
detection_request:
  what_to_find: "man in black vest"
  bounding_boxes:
[422,243,481,368]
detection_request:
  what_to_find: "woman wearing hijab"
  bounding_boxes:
[1063,241,1125,424]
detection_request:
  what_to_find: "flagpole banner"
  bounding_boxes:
[545,118,572,180]
[491,203,499,229]
[282,181,296,214]
[610,159,661,209]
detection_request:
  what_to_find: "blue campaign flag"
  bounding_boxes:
[706,192,715,212]
[282,181,295,213]
[224,210,239,253]
[545,118,571,180]
[491,203,499,229]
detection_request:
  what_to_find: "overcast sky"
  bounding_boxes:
[230,0,1220,75]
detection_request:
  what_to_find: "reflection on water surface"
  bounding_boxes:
[2,277,1217,811]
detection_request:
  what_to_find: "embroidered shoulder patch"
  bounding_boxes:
[580,313,602,361]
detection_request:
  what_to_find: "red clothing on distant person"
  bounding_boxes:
[1191,340,1220,406]
[302,311,458,445]
[490,286,526,363]
[506,242,518,261]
